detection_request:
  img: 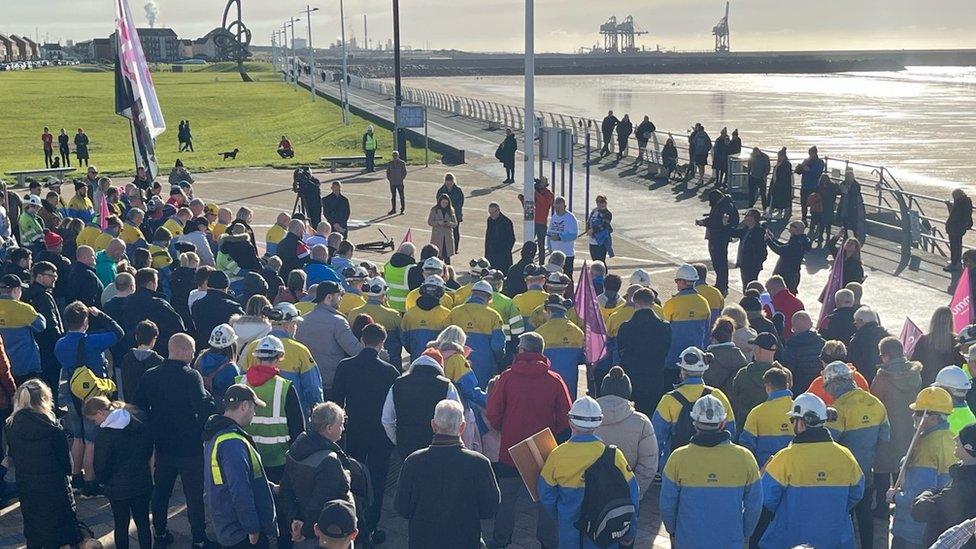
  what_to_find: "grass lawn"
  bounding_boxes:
[0,62,432,179]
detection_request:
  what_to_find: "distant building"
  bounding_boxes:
[178,38,193,59]
[108,27,179,62]
[22,37,40,60]
[80,38,114,63]
[0,34,11,62]
[9,35,29,61]
[66,39,74,48]
[191,28,223,60]
[293,37,308,51]
[42,42,63,60]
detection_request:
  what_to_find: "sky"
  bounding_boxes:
[4,0,976,53]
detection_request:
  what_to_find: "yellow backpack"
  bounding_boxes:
[68,337,117,401]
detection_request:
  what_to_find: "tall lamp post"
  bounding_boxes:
[339,0,350,125]
[302,5,319,102]
[392,0,406,159]
[523,0,535,243]
[286,17,299,89]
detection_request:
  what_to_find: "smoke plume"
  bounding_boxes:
[144,0,159,28]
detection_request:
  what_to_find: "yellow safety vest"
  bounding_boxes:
[210,431,263,485]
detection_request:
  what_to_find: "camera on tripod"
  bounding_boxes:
[293,166,320,194]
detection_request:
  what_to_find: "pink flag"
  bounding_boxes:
[574,261,608,364]
[899,318,924,359]
[950,267,972,331]
[401,228,413,245]
[817,241,847,330]
[98,195,110,230]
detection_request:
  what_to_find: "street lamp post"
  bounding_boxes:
[286,17,299,90]
[523,0,535,243]
[339,0,350,125]
[392,0,405,159]
[303,5,319,102]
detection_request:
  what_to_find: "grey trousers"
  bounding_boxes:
[489,474,558,548]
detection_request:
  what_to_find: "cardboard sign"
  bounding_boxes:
[508,428,558,502]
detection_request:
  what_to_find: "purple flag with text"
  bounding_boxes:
[574,261,608,364]
[817,241,846,331]
[115,0,165,179]
[899,318,924,359]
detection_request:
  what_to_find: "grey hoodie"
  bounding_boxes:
[594,394,658,494]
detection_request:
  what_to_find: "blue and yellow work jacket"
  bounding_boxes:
[538,434,640,549]
[0,298,46,377]
[694,281,725,325]
[350,301,403,365]
[661,289,710,368]
[264,224,287,256]
[441,350,487,410]
[447,299,505,387]
[826,387,890,477]
[739,389,795,468]
[401,302,451,363]
[652,378,735,468]
[513,288,547,318]
[891,421,955,545]
[535,316,586,399]
[240,329,323,419]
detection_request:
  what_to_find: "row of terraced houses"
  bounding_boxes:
[0,33,41,62]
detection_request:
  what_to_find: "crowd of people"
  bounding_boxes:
[2,123,976,549]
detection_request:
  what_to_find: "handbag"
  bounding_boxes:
[69,336,116,401]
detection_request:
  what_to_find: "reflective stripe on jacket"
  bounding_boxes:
[237,375,292,468]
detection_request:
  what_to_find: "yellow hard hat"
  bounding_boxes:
[909,386,953,415]
[204,203,219,216]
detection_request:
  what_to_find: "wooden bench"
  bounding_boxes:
[320,155,383,172]
[5,167,77,187]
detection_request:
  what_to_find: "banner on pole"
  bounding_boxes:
[574,261,608,365]
[817,241,847,330]
[899,318,923,359]
[950,268,972,332]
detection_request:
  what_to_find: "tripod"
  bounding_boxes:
[292,192,307,217]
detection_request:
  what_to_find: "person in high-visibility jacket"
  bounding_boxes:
[822,361,890,549]
[933,366,976,434]
[265,212,290,257]
[120,208,148,254]
[432,325,487,410]
[760,393,864,549]
[652,346,735,469]
[382,242,417,313]
[239,303,324,419]
[739,367,795,468]
[693,263,725,325]
[447,280,505,387]
[889,387,957,547]
[404,256,455,311]
[661,264,711,372]
[402,275,452,363]
[235,335,307,480]
[538,396,640,549]
[513,264,548,319]
[202,384,278,548]
[362,125,378,172]
[350,277,403,365]
[338,265,368,317]
[535,294,586,399]
[453,257,491,306]
[483,269,524,353]
[597,274,625,324]
[149,227,173,270]
[661,395,762,549]
[527,272,581,331]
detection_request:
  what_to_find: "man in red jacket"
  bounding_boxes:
[765,275,804,341]
[486,331,570,549]
[518,178,554,266]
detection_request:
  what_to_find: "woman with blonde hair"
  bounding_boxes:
[230,294,273,362]
[6,379,82,548]
[431,325,486,409]
[911,306,963,385]
[83,396,153,549]
[722,303,758,361]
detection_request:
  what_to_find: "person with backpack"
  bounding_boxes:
[119,320,164,402]
[652,346,736,471]
[538,396,640,549]
[660,395,762,548]
[54,300,124,499]
[194,323,243,407]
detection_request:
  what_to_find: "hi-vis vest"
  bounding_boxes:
[236,375,292,468]
[384,263,410,312]
[210,431,264,485]
[364,134,377,151]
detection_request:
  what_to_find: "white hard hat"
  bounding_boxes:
[363,276,388,296]
[822,361,854,384]
[569,396,603,429]
[423,256,445,272]
[677,346,710,373]
[690,394,727,425]
[789,393,829,425]
[629,268,652,287]
[422,275,446,288]
[253,335,286,358]
[273,302,304,322]
[24,195,42,208]
[675,264,699,282]
[472,280,494,295]
[934,366,973,392]
[342,265,369,280]
[209,323,238,349]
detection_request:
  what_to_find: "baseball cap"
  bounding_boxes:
[223,384,267,408]
[315,281,343,302]
[750,332,778,351]
[207,270,230,290]
[0,274,28,289]
[316,499,357,539]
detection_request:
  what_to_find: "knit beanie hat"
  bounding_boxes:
[601,366,632,399]
[43,229,63,249]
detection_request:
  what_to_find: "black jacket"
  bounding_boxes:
[485,213,516,273]
[332,347,399,451]
[168,265,197,328]
[947,196,974,237]
[93,411,154,500]
[23,282,62,357]
[503,259,532,298]
[63,261,103,308]
[120,348,164,402]
[395,437,500,549]
[277,232,308,277]
[219,233,262,271]
[497,134,517,165]
[848,321,890,384]
[914,463,976,548]
[436,184,465,222]
[733,224,767,273]
[36,249,72,303]
[191,289,244,347]
[280,430,353,539]
[5,409,79,547]
[391,362,452,456]
[617,309,672,413]
[134,359,215,457]
[635,120,656,142]
[769,234,810,280]
[121,287,186,356]
[705,194,740,243]
[821,306,856,343]
[616,119,633,142]
[601,115,619,136]
[322,193,351,230]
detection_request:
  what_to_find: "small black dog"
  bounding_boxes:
[219,148,240,160]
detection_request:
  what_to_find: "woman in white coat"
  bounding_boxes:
[594,366,658,496]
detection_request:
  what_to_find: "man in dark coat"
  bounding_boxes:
[821,288,858,344]
[63,245,103,308]
[599,110,618,156]
[946,188,974,271]
[331,324,399,541]
[485,203,516,274]
[713,127,731,188]
[847,307,889,384]
[615,114,633,161]
[133,333,214,548]
[747,147,771,209]
[36,229,72,306]
[322,181,351,238]
[382,354,461,459]
[732,209,768,292]
[395,399,500,549]
[502,241,537,298]
[276,219,309,277]
[122,268,186,356]
[767,220,811,294]
[699,190,739,295]
[190,270,244,348]
[23,261,64,395]
[617,288,673,416]
[436,175,465,254]
[912,423,976,548]
[496,129,517,183]
[780,311,827,395]
[634,115,656,163]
